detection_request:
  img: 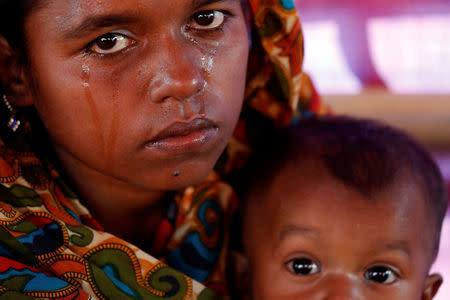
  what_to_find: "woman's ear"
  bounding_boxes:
[240,0,252,49]
[0,35,34,107]
[422,273,443,300]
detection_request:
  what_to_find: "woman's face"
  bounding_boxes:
[22,0,249,191]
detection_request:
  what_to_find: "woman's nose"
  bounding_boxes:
[148,34,205,103]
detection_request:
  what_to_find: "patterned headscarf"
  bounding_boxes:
[0,0,326,299]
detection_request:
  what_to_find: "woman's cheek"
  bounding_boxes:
[214,46,248,121]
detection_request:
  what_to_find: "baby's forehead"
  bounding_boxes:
[243,168,435,257]
[245,163,430,238]
[256,158,424,207]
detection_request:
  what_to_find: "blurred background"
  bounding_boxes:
[295,0,450,298]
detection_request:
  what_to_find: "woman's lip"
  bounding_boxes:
[146,118,219,153]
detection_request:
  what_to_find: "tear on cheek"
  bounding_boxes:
[201,55,214,73]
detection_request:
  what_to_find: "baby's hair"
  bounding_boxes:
[233,116,448,257]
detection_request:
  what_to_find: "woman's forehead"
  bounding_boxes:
[30,0,245,29]
[36,0,244,13]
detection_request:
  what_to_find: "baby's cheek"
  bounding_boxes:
[249,255,287,299]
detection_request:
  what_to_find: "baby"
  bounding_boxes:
[231,117,448,299]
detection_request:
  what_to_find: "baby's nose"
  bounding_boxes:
[321,273,361,300]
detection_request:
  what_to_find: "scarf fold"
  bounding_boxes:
[0,0,327,299]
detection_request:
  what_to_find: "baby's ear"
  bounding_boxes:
[228,250,250,299]
[422,273,443,300]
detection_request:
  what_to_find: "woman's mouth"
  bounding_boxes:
[146,118,219,154]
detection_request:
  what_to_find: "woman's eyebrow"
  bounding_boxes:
[191,0,235,10]
[63,14,138,40]
[62,0,237,40]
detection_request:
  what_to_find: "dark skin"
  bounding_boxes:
[239,160,443,299]
[0,0,249,246]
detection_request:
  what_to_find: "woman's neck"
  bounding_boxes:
[53,146,170,247]
[75,174,168,247]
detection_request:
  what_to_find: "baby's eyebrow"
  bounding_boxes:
[278,224,321,242]
[373,240,412,259]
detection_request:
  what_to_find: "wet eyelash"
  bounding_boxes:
[82,45,134,59]
[82,34,136,59]
[190,26,225,37]
[188,10,233,34]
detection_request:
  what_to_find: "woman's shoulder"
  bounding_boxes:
[0,146,219,299]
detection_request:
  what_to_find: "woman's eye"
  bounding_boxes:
[286,258,320,276]
[88,33,134,55]
[365,266,398,284]
[190,10,226,30]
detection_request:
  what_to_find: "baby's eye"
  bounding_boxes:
[286,258,320,276]
[190,10,227,31]
[88,33,135,55]
[364,266,398,284]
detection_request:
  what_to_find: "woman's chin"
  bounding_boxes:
[131,155,220,192]
[164,160,219,190]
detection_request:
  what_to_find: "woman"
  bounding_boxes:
[0,0,326,298]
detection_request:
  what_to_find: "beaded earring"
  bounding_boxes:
[2,94,20,132]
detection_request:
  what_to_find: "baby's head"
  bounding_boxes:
[235,117,447,299]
